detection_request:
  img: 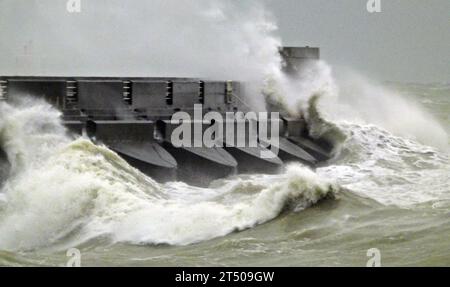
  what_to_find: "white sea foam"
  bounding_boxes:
[321,70,449,152]
[318,122,450,206]
[265,61,450,207]
[0,100,336,251]
[0,84,448,252]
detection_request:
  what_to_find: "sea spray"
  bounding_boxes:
[0,84,448,266]
[111,165,338,246]
[264,60,338,116]
[0,97,70,172]
[264,60,449,157]
[263,60,347,156]
[304,94,347,156]
[8,0,283,112]
[317,122,450,206]
[263,60,450,207]
[0,100,338,251]
[321,70,449,151]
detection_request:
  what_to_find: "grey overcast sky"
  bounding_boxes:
[268,0,450,83]
[0,0,448,83]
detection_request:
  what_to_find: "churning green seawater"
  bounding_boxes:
[0,83,449,267]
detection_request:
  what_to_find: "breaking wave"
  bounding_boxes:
[318,121,450,206]
[0,76,448,253]
[0,99,337,251]
[264,60,449,208]
[304,93,347,156]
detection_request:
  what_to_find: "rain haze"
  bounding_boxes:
[0,0,448,83]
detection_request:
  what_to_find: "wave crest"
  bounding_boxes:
[0,101,337,251]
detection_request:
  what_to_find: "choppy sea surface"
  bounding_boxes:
[0,82,448,266]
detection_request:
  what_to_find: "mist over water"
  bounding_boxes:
[322,70,449,151]
[268,59,449,151]
[134,0,282,110]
